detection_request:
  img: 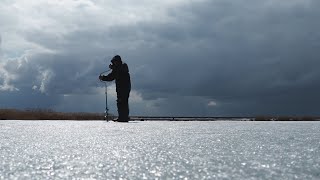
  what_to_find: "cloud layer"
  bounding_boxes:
[1,0,320,116]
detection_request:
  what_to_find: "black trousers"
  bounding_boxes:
[117,91,130,120]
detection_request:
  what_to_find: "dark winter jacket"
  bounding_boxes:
[101,63,131,94]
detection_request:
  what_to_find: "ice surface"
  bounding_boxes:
[0,121,319,179]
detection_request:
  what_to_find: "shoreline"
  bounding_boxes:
[1,109,319,121]
[1,119,319,121]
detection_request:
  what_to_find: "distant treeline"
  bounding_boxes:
[130,116,320,121]
[1,109,319,121]
[0,109,113,120]
[254,116,320,121]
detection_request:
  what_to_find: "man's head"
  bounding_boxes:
[111,55,122,65]
[109,55,122,69]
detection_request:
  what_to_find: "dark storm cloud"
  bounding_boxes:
[126,0,320,115]
[93,0,317,116]
[1,0,320,115]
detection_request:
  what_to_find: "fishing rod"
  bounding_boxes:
[100,69,111,121]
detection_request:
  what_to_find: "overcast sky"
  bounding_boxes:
[1,0,320,116]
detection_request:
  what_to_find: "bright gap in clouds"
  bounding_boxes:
[208,101,217,107]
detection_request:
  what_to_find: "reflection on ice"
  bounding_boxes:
[0,121,319,179]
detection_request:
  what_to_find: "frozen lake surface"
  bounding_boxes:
[0,121,319,179]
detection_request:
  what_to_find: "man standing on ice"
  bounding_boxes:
[99,55,131,122]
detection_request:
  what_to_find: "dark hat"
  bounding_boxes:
[111,55,122,63]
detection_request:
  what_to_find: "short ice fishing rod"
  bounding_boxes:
[100,69,111,121]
